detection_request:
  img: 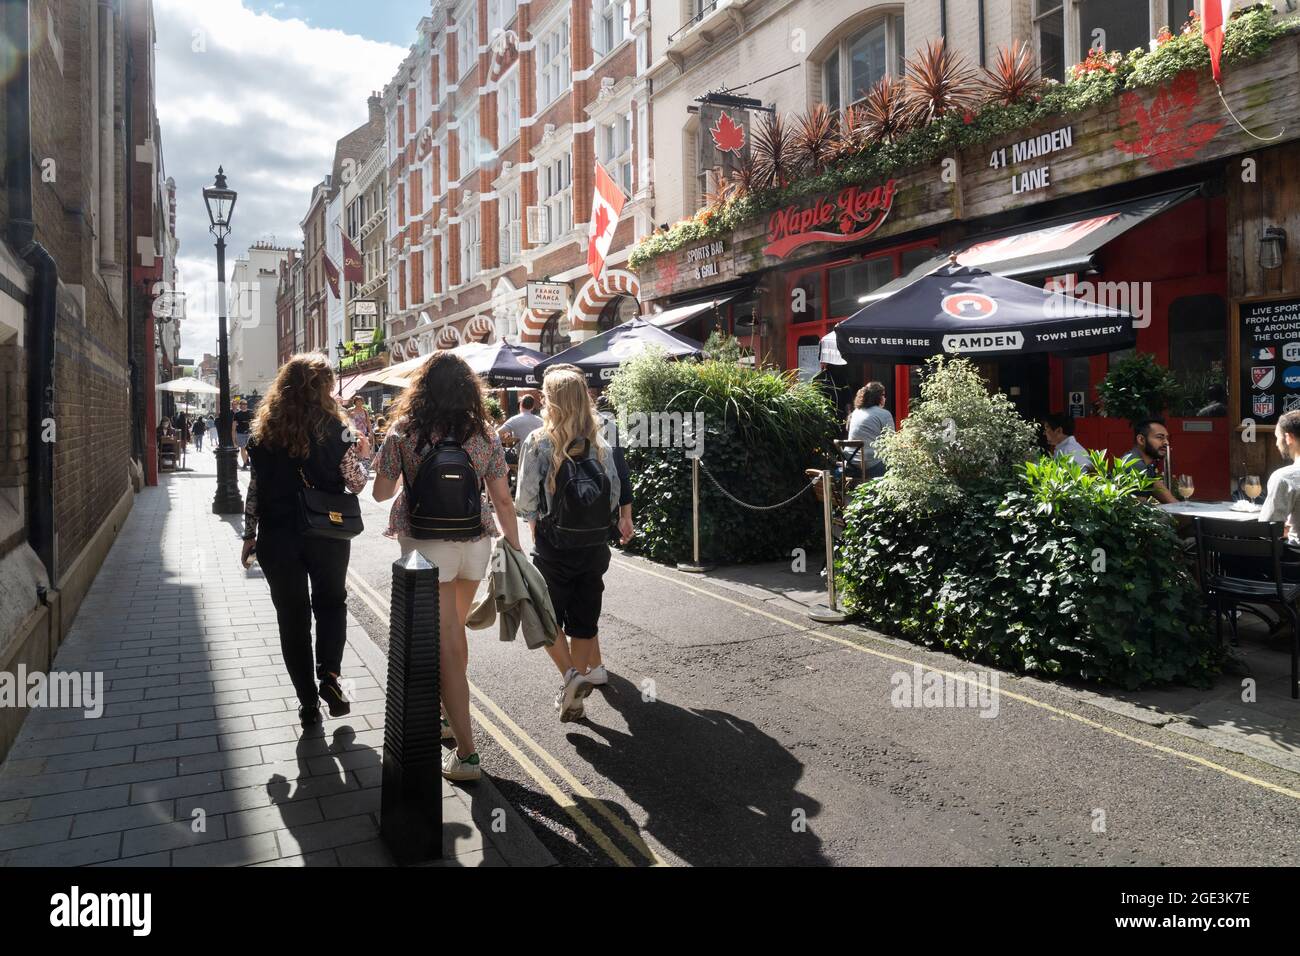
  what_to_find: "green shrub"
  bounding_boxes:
[606,350,840,564]
[875,356,1040,511]
[1097,352,1182,424]
[838,454,1219,688]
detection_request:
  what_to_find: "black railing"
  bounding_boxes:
[668,0,718,43]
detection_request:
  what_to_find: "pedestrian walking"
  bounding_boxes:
[515,368,624,719]
[371,351,524,783]
[193,414,207,451]
[241,354,370,729]
[234,399,253,469]
[347,395,373,474]
[205,413,216,449]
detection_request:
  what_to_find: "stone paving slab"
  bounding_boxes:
[0,456,554,867]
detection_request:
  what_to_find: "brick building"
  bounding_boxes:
[275,249,301,365]
[300,176,332,354]
[1,0,169,759]
[381,0,653,363]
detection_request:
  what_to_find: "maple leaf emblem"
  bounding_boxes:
[593,203,612,240]
[1113,70,1223,172]
[710,111,746,154]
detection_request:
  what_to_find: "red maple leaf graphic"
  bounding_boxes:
[710,111,746,154]
[1113,70,1223,172]
[592,203,612,240]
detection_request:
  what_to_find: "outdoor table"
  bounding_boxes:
[1159,500,1265,523]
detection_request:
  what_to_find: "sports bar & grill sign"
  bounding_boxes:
[763,179,898,258]
[1240,295,1300,424]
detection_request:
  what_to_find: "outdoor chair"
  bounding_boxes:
[158,437,178,473]
[1192,516,1300,700]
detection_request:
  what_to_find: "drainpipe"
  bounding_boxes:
[123,0,142,465]
[978,0,986,67]
[4,0,58,582]
[939,0,947,40]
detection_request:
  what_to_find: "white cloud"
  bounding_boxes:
[155,0,410,360]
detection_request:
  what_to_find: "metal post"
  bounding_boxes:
[380,550,443,864]
[809,467,848,623]
[212,233,243,513]
[676,455,714,573]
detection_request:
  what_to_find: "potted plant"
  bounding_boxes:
[1096,352,1182,424]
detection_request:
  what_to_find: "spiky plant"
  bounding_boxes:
[729,157,758,199]
[751,112,795,190]
[830,103,871,161]
[701,173,740,212]
[981,39,1043,107]
[902,39,980,126]
[792,103,838,176]
[859,74,912,143]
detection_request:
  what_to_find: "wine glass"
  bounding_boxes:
[1177,474,1195,500]
[1243,474,1263,502]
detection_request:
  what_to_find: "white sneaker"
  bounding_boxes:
[555,669,593,722]
[441,749,482,782]
[584,664,609,687]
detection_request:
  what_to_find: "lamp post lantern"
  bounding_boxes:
[204,167,243,514]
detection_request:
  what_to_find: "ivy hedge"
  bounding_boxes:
[629,4,1291,269]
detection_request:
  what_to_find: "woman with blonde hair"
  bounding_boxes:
[372,351,522,782]
[242,354,369,729]
[515,368,622,721]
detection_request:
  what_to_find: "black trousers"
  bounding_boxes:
[257,526,351,708]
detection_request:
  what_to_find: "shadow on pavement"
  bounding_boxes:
[568,673,828,866]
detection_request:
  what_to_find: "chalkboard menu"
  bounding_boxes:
[1240,296,1300,424]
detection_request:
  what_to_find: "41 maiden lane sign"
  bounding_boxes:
[764,179,898,258]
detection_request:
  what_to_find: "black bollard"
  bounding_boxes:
[380,550,442,864]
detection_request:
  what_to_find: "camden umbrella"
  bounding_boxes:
[452,340,548,387]
[536,318,704,386]
[833,263,1135,360]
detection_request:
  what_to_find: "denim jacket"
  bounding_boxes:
[514,431,620,522]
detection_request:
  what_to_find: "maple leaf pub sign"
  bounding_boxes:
[698,103,750,179]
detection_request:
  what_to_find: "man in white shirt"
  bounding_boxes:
[1262,410,1300,544]
[1043,413,1092,470]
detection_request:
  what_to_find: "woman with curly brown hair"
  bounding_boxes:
[242,354,370,729]
[373,351,522,782]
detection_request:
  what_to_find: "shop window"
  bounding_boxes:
[540,312,571,355]
[1034,0,1065,83]
[828,257,893,319]
[900,245,936,276]
[1165,0,1190,31]
[598,295,637,332]
[1077,0,1149,60]
[1061,355,1092,416]
[789,273,822,324]
[1167,293,1227,417]
[820,13,905,113]
[732,292,758,339]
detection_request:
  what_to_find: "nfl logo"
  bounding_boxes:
[1254,394,1276,418]
[1253,366,1277,389]
[1257,347,1277,361]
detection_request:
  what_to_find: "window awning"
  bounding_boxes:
[857,187,1199,305]
[648,294,736,329]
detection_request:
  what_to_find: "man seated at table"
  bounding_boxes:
[1120,418,1177,504]
[1262,410,1300,544]
[1042,413,1092,469]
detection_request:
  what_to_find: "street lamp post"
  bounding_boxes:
[204,167,243,514]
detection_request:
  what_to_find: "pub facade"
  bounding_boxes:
[632,29,1300,501]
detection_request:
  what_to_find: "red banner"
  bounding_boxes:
[322,253,341,299]
[342,233,365,284]
[763,180,898,259]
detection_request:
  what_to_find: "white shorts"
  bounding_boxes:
[398,535,493,583]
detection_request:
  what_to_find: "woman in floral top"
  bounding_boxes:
[372,351,522,783]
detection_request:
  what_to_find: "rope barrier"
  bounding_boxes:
[696,457,817,512]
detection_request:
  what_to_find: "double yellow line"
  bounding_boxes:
[345,568,665,867]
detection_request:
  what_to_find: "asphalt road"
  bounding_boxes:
[346,476,1300,867]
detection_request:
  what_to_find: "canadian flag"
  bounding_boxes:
[587,161,627,281]
[1202,0,1233,83]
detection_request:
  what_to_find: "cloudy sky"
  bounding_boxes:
[156,0,429,358]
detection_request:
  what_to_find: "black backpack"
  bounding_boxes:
[539,439,612,549]
[402,437,483,540]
